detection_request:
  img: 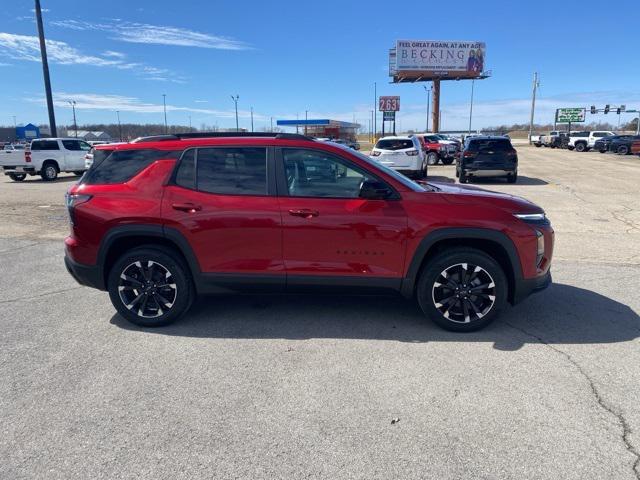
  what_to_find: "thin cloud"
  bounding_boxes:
[52,19,251,50]
[30,92,263,119]
[0,32,184,82]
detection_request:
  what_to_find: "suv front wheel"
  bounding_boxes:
[107,246,194,327]
[416,248,507,332]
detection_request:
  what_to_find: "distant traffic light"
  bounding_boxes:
[616,108,621,115]
[604,105,610,114]
[590,106,596,114]
[621,105,626,112]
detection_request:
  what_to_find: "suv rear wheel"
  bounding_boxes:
[426,152,439,165]
[107,246,194,327]
[617,145,629,155]
[416,248,507,332]
[575,142,587,152]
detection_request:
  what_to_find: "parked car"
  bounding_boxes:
[539,131,563,148]
[456,136,518,183]
[568,131,615,152]
[608,135,640,155]
[593,135,629,153]
[370,135,426,178]
[414,134,458,165]
[2,138,91,181]
[84,144,121,169]
[64,132,553,332]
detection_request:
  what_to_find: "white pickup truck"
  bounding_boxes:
[1,138,92,181]
[567,131,615,152]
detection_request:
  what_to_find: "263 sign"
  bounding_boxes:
[379,96,400,112]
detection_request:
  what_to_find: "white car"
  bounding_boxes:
[568,131,615,152]
[370,136,426,178]
[2,138,92,181]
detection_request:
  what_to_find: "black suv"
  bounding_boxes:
[609,135,640,155]
[456,136,518,184]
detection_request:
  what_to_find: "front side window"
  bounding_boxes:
[62,140,82,151]
[283,148,378,198]
[197,147,267,195]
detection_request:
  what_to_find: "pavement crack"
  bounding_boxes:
[505,321,640,479]
[0,286,84,304]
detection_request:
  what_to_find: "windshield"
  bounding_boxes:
[375,139,414,150]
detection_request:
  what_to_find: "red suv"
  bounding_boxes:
[64,133,553,332]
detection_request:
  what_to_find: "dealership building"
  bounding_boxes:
[276,119,359,140]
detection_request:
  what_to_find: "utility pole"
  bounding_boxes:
[116,111,122,141]
[35,0,56,137]
[250,107,254,132]
[423,84,431,132]
[373,82,377,139]
[230,95,239,132]
[270,116,273,131]
[528,72,539,145]
[188,115,192,131]
[162,94,167,133]
[68,100,77,137]
[468,79,475,134]
[304,110,308,135]
[432,79,441,133]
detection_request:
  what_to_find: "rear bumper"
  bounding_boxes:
[64,252,105,290]
[464,168,516,177]
[3,166,36,175]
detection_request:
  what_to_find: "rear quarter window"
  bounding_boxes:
[82,149,181,184]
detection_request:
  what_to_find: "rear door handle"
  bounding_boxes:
[172,203,202,213]
[288,208,319,219]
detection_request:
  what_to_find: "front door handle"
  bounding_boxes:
[172,203,202,213]
[288,208,319,219]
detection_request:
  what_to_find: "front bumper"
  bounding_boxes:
[512,270,552,304]
[64,252,105,290]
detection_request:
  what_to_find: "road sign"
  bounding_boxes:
[556,108,586,123]
[383,111,396,121]
[379,96,400,112]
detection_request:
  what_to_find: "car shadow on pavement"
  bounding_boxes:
[110,283,639,351]
[469,176,548,186]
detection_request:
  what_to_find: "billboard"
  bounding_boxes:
[379,96,400,112]
[390,40,486,80]
[556,108,586,123]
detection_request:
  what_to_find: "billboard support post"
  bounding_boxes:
[432,79,440,133]
[35,0,57,138]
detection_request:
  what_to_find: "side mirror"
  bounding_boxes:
[359,179,394,200]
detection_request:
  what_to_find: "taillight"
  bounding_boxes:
[507,149,517,156]
[371,150,381,157]
[463,151,477,158]
[406,149,419,156]
[65,193,92,225]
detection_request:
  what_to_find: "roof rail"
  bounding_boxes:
[131,132,314,143]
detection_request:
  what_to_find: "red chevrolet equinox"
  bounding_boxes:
[64,133,553,332]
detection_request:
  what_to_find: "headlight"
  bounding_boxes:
[536,230,544,266]
[514,212,547,224]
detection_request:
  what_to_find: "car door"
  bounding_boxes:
[276,147,408,286]
[162,146,284,287]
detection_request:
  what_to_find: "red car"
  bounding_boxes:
[415,134,458,166]
[65,132,553,332]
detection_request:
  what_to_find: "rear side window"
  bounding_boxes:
[375,139,414,150]
[31,140,59,151]
[83,149,181,184]
[468,139,512,152]
[196,147,267,195]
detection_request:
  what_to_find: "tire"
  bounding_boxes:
[107,246,194,327]
[73,171,84,177]
[427,152,439,165]
[599,149,606,154]
[416,247,508,332]
[617,145,629,155]
[534,143,542,148]
[8,173,26,182]
[567,146,575,151]
[455,166,460,178]
[441,157,454,165]
[575,142,586,152]
[507,171,518,183]
[419,160,427,179]
[40,162,58,181]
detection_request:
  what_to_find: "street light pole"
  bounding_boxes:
[468,79,475,134]
[528,72,539,145]
[230,95,239,132]
[116,110,122,141]
[250,107,254,132]
[423,84,431,132]
[373,82,377,139]
[35,0,56,137]
[305,110,308,136]
[68,100,77,137]
[162,94,167,133]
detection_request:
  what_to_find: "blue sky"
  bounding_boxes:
[0,0,639,131]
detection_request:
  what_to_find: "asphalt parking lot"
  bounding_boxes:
[1,147,639,479]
